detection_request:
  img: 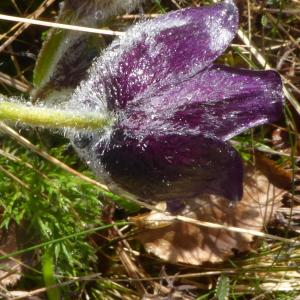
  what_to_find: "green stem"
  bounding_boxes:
[0,101,111,130]
[42,250,61,300]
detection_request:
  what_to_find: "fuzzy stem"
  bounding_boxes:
[0,101,111,130]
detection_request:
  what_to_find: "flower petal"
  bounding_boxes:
[75,1,238,110]
[122,65,284,141]
[93,131,243,202]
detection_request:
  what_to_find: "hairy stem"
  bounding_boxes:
[0,101,111,130]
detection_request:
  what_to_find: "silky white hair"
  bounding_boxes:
[62,0,145,25]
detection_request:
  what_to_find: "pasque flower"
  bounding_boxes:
[69,0,284,205]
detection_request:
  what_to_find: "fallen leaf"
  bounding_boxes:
[134,167,284,265]
[260,281,300,292]
[254,151,292,190]
[0,223,22,286]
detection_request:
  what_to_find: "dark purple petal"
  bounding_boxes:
[121,65,284,141]
[80,1,238,110]
[68,2,285,207]
[94,131,243,202]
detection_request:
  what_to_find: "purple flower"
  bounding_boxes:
[69,1,284,204]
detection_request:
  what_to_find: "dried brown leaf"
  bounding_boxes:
[135,167,284,265]
[0,224,22,287]
[254,151,293,190]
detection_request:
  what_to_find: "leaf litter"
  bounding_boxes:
[133,166,286,265]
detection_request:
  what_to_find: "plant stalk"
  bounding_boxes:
[0,101,111,130]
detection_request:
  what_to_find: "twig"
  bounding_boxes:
[0,0,56,52]
[0,14,124,36]
[175,215,299,245]
[0,72,32,93]
[0,165,30,189]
